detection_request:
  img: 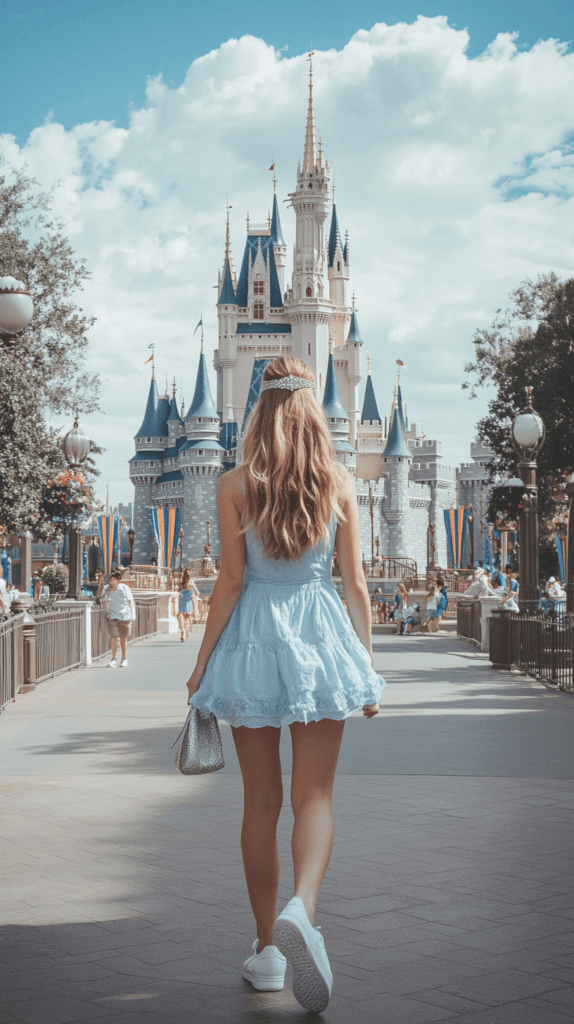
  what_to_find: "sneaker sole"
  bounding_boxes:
[242,968,285,992]
[273,917,331,1012]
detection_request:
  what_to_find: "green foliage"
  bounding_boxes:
[0,161,101,536]
[463,273,574,556]
[41,563,68,595]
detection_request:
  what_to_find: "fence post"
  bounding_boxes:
[489,607,512,670]
[21,612,37,692]
[84,602,92,666]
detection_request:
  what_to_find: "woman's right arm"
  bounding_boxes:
[334,472,373,663]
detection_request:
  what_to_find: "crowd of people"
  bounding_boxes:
[370,563,568,635]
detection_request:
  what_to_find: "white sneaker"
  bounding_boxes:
[119,659,128,668]
[273,897,332,1012]
[243,939,286,992]
[108,659,117,669]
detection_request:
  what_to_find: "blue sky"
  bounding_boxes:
[3,0,573,144]
[1,5,574,506]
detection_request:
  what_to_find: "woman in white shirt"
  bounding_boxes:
[97,570,136,668]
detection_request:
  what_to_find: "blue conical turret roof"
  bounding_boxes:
[383,405,411,458]
[396,384,407,432]
[156,396,171,437]
[361,376,381,423]
[270,193,285,246]
[346,310,363,344]
[241,358,273,430]
[323,353,349,421]
[217,257,237,305]
[186,353,219,420]
[328,204,343,268]
[135,376,161,438]
[167,392,182,424]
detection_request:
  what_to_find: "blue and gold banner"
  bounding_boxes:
[555,533,566,584]
[151,507,181,568]
[97,515,119,577]
[444,507,470,569]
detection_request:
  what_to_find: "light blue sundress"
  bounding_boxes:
[191,511,385,728]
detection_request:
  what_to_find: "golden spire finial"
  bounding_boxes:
[367,351,371,376]
[352,291,356,312]
[303,47,317,175]
[172,376,177,397]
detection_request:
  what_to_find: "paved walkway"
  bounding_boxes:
[1,630,574,1024]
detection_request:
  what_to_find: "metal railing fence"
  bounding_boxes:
[506,616,574,692]
[0,614,24,711]
[35,607,85,683]
[457,598,482,645]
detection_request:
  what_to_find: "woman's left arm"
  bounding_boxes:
[186,472,245,700]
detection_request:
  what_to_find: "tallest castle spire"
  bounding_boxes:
[302,52,317,174]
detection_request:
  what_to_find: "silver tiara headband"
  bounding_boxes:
[260,375,315,393]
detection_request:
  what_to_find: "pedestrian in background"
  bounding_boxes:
[436,575,448,631]
[185,357,384,1013]
[177,569,200,641]
[97,570,135,668]
[425,581,439,632]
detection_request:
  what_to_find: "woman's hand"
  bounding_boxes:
[363,703,379,718]
[186,659,207,703]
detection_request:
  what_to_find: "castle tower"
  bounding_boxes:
[166,381,183,445]
[217,204,239,427]
[327,199,349,347]
[285,55,332,386]
[129,369,169,563]
[356,353,385,481]
[270,186,287,296]
[322,350,356,475]
[180,346,225,561]
[381,397,412,557]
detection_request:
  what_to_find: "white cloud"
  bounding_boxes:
[2,16,574,506]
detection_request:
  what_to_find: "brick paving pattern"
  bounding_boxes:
[1,630,573,1023]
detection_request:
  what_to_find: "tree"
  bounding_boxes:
[0,161,101,535]
[463,273,574,574]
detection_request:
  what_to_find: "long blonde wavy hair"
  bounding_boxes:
[239,356,346,561]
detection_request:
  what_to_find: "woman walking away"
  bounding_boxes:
[177,569,199,641]
[435,575,448,632]
[185,357,384,1013]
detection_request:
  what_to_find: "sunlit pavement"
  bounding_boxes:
[1,630,574,1024]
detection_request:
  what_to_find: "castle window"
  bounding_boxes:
[146,437,151,442]
[254,302,264,320]
[306,286,312,297]
[308,342,311,355]
[308,183,313,189]
[337,261,341,272]
[254,281,264,294]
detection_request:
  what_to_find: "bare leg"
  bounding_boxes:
[110,636,118,660]
[119,636,128,660]
[231,725,283,952]
[177,612,185,638]
[289,719,345,925]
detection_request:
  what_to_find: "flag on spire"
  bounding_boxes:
[144,343,155,365]
[193,317,203,335]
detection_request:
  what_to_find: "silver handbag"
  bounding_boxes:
[174,704,225,775]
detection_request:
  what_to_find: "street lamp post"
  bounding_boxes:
[62,414,92,599]
[566,473,574,617]
[0,277,34,345]
[0,278,34,598]
[511,387,546,614]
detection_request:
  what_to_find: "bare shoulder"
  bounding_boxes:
[218,466,243,497]
[335,466,356,513]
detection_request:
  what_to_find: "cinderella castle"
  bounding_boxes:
[129,62,491,570]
